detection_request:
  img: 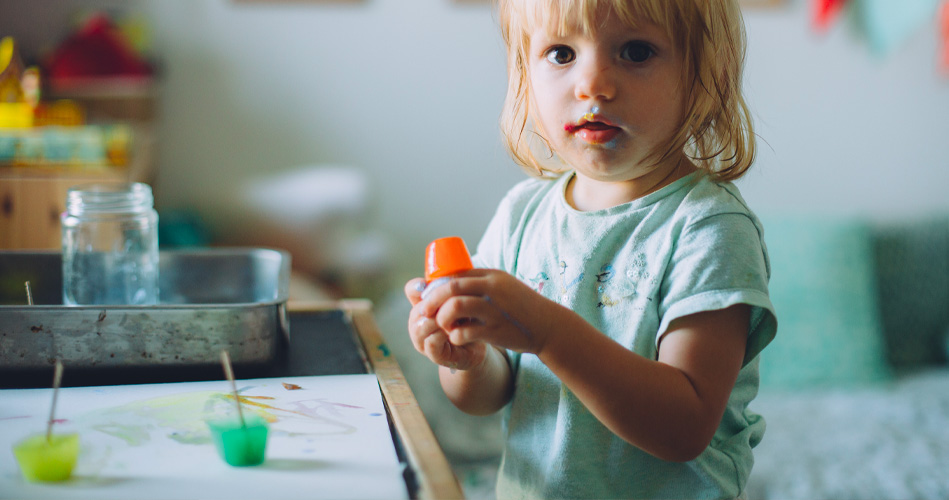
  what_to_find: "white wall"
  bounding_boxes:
[739,4,949,220]
[4,0,947,279]
[140,0,949,277]
[139,0,522,279]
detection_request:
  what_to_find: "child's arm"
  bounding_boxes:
[414,269,748,463]
[405,277,515,415]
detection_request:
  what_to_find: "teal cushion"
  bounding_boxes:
[872,217,949,367]
[759,215,891,389]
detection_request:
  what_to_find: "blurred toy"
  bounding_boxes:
[0,37,34,128]
[21,67,40,107]
[0,37,25,102]
[45,12,152,87]
[33,100,84,128]
[0,33,135,166]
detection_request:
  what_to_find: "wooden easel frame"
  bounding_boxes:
[288,300,464,500]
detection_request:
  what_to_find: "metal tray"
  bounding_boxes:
[0,248,290,370]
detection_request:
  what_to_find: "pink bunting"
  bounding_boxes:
[812,0,849,32]
[941,0,949,73]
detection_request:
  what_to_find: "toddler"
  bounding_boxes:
[406,0,777,498]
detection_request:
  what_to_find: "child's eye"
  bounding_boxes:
[545,46,575,65]
[620,42,655,63]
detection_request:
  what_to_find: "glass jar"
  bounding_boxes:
[61,182,159,306]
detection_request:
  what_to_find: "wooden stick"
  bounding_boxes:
[25,281,33,306]
[46,360,63,442]
[220,350,246,428]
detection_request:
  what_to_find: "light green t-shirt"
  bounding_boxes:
[471,171,777,500]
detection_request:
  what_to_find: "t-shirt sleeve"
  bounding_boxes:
[658,212,777,365]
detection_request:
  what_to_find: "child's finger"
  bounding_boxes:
[415,276,475,317]
[404,278,427,305]
[426,273,493,303]
[413,314,459,363]
[423,330,453,364]
[435,294,486,328]
[437,294,538,353]
[410,314,437,352]
[441,341,487,372]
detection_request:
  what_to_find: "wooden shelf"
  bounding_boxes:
[0,165,138,249]
[1,80,157,250]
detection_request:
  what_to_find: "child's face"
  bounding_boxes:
[527,8,685,185]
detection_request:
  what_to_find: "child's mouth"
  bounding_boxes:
[565,121,622,144]
[566,121,614,131]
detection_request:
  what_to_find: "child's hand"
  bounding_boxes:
[405,277,489,371]
[410,269,555,356]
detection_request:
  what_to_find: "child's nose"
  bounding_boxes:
[574,57,616,102]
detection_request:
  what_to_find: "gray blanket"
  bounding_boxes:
[747,369,949,500]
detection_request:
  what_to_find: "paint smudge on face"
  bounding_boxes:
[581,106,599,122]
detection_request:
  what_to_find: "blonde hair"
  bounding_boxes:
[498,0,756,182]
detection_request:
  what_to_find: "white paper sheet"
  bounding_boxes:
[0,374,408,500]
